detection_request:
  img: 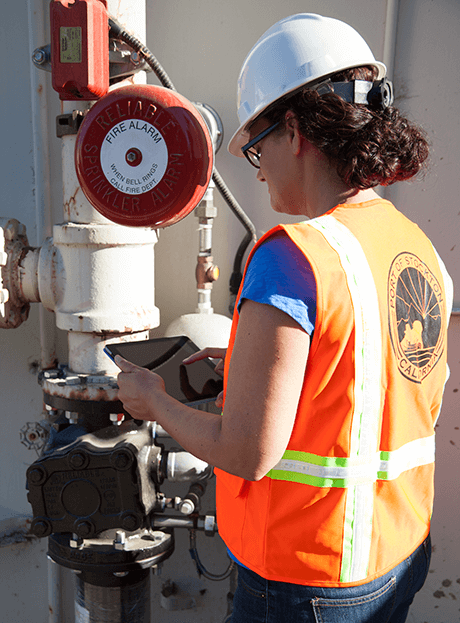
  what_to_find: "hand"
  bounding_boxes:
[115,355,165,421]
[182,347,227,376]
[182,347,227,408]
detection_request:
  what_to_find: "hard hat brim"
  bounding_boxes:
[227,60,386,157]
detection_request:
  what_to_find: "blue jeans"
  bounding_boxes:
[231,535,431,623]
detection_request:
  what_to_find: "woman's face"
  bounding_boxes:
[248,117,307,216]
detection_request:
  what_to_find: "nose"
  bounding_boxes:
[256,168,265,182]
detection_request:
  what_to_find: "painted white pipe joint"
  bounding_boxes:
[68,330,149,375]
[42,222,159,333]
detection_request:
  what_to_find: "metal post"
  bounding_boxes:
[75,570,151,623]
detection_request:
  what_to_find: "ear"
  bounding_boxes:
[284,112,304,157]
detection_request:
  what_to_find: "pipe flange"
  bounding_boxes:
[48,529,175,573]
[40,366,122,419]
[0,218,31,328]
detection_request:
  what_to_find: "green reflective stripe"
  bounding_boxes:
[282,449,352,467]
[267,435,435,486]
[268,468,348,488]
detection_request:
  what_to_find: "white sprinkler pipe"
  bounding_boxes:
[52,0,158,375]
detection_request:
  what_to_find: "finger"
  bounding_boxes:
[114,355,140,372]
[215,390,224,409]
[182,347,227,364]
[214,359,225,376]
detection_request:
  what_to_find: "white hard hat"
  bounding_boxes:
[228,13,387,156]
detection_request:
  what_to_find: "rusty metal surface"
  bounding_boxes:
[41,367,120,404]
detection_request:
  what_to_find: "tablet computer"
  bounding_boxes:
[104,336,223,406]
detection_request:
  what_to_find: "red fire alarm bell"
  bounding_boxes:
[75,84,214,228]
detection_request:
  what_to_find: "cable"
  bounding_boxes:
[108,16,257,291]
[189,530,235,581]
[109,17,176,91]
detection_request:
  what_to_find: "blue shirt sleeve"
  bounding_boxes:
[238,233,317,335]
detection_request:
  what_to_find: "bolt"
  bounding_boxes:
[110,413,123,426]
[65,376,80,386]
[152,564,163,576]
[70,533,83,549]
[32,520,50,537]
[28,467,46,485]
[112,450,133,470]
[75,521,92,537]
[204,513,217,536]
[65,411,79,424]
[69,452,86,469]
[43,370,60,379]
[33,49,46,65]
[179,499,195,515]
[125,147,142,167]
[114,530,126,550]
[122,513,139,531]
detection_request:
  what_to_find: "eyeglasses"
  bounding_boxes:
[241,121,280,168]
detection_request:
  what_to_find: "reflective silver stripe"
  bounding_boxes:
[308,215,382,582]
[270,435,435,485]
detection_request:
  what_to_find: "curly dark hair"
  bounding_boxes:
[263,67,429,190]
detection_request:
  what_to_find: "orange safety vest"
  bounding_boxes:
[215,199,453,587]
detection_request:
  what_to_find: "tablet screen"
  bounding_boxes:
[106,336,223,406]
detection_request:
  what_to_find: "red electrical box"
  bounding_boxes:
[50,0,109,100]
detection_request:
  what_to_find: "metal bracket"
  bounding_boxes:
[56,110,86,137]
[32,40,151,82]
[108,39,151,83]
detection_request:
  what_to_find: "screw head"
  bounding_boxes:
[33,49,46,64]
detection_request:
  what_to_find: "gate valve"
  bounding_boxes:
[75,84,214,227]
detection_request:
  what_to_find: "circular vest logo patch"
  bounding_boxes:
[388,252,445,383]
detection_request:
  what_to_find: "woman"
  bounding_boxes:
[117,14,453,623]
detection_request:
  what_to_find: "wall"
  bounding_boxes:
[0,0,458,621]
